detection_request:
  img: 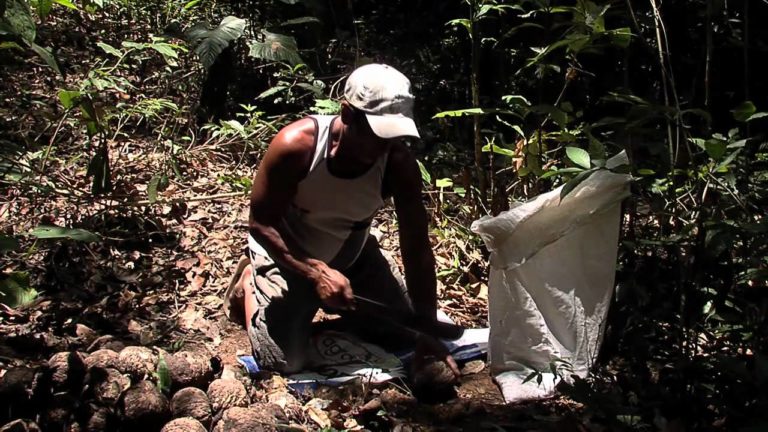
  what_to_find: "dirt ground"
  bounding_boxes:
[0,185,581,430]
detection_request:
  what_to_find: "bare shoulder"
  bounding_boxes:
[270,117,317,155]
[261,117,317,176]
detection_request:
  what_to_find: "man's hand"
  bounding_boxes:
[415,334,461,379]
[309,261,355,310]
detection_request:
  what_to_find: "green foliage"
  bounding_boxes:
[417,159,431,185]
[433,107,520,119]
[147,173,167,203]
[447,0,522,38]
[731,101,768,122]
[257,64,324,109]
[154,354,172,394]
[0,272,38,308]
[201,105,277,152]
[122,38,187,66]
[0,0,61,74]
[521,357,574,386]
[53,34,195,196]
[32,0,77,20]
[217,174,251,192]
[185,15,246,70]
[565,146,590,170]
[482,142,516,158]
[312,99,340,115]
[522,0,631,68]
[29,225,101,242]
[1,0,35,41]
[248,30,303,66]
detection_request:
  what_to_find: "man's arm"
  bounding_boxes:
[385,142,462,378]
[249,119,354,309]
[385,142,438,321]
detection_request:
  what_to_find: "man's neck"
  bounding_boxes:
[327,117,379,179]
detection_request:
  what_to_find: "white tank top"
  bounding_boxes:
[273,115,388,269]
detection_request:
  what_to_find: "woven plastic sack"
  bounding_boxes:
[471,153,631,403]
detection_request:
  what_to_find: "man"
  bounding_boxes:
[224,63,461,379]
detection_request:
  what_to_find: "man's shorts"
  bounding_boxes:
[246,235,414,373]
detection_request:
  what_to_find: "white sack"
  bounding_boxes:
[471,153,631,403]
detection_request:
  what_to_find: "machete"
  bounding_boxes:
[352,294,463,340]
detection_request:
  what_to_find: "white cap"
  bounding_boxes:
[343,64,420,139]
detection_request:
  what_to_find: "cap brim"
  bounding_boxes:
[364,113,420,139]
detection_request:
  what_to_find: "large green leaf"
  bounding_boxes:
[97,41,122,57]
[747,112,768,122]
[446,18,472,35]
[731,101,756,122]
[182,0,200,10]
[0,40,23,50]
[185,15,246,43]
[2,0,35,42]
[52,0,77,9]
[186,16,246,70]
[526,34,590,67]
[704,139,727,161]
[248,30,303,66]
[433,108,521,119]
[416,159,431,185]
[566,146,591,169]
[36,0,52,20]
[607,27,632,48]
[257,85,287,100]
[150,42,180,59]
[29,225,100,242]
[29,42,61,75]
[433,108,489,118]
[481,143,517,158]
[221,119,245,134]
[280,16,320,26]
[0,272,38,308]
[501,94,531,107]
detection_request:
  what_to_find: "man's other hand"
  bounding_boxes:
[414,334,461,380]
[310,262,355,310]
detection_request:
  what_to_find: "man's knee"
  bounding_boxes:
[251,339,308,374]
[248,308,311,374]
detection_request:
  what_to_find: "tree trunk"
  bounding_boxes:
[470,0,486,211]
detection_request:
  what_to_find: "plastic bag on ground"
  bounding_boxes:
[471,152,631,403]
